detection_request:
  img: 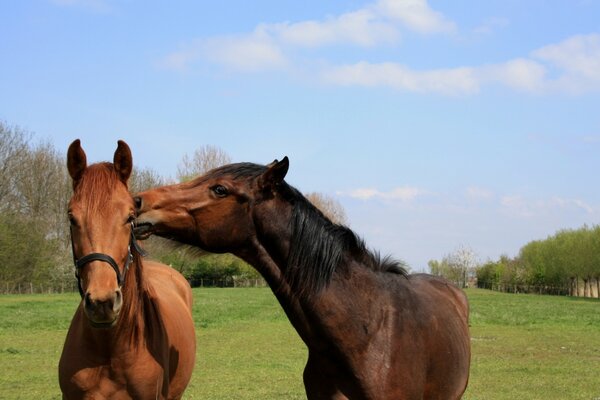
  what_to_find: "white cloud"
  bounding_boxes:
[550,197,594,214]
[466,186,494,200]
[340,186,424,202]
[161,46,201,72]
[473,17,509,35]
[320,35,600,95]
[162,29,288,73]
[374,0,456,34]
[321,62,479,95]
[162,0,455,72]
[161,0,600,96]
[532,34,600,93]
[202,30,288,72]
[500,195,533,217]
[501,194,596,217]
[273,9,399,48]
[479,58,547,92]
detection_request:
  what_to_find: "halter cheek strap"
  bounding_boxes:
[71,223,147,298]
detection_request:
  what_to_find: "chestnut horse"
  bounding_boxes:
[59,140,196,400]
[134,157,470,399]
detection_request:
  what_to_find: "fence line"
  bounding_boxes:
[0,278,268,295]
[476,280,593,297]
[0,281,79,295]
[189,278,267,288]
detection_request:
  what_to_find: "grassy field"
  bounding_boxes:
[0,288,598,399]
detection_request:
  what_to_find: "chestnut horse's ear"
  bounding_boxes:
[113,140,133,185]
[67,139,87,187]
[259,156,289,191]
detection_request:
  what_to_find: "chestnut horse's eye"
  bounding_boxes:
[68,212,77,226]
[211,185,229,198]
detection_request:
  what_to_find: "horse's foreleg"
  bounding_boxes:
[303,354,350,400]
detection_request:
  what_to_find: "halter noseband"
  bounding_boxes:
[70,222,147,298]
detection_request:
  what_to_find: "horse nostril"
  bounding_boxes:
[133,196,142,210]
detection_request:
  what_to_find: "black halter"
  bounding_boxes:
[70,222,147,298]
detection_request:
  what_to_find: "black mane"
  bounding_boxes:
[283,186,407,298]
[204,162,267,181]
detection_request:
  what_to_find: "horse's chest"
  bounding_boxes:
[70,352,164,399]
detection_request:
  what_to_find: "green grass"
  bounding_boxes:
[463,289,600,400]
[0,288,599,399]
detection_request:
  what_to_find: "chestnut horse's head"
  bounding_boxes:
[67,139,137,328]
[134,157,289,254]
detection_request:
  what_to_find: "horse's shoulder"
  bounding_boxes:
[143,260,193,309]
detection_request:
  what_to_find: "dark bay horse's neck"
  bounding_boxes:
[236,215,382,357]
[237,237,318,348]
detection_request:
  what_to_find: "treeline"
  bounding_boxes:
[0,124,73,291]
[0,122,261,292]
[476,225,600,297]
[0,122,346,293]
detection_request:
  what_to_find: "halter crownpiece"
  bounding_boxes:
[70,222,147,298]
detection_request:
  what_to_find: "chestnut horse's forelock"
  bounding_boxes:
[72,162,125,214]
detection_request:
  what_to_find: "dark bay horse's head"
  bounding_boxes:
[67,139,136,328]
[134,157,289,254]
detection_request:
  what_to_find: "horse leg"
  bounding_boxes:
[303,353,350,400]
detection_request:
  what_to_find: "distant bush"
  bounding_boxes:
[181,254,260,287]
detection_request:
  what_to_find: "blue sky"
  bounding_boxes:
[2,0,600,270]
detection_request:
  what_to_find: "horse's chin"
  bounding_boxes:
[87,317,118,329]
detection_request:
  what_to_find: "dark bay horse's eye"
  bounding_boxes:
[211,185,229,198]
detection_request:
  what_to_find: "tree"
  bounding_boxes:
[429,246,478,288]
[0,122,29,208]
[305,192,348,225]
[129,166,167,193]
[177,145,231,182]
[12,140,71,243]
[474,224,600,297]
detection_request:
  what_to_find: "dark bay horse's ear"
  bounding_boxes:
[67,139,87,187]
[259,156,289,192]
[113,140,133,185]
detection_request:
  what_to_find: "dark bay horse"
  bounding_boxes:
[134,157,470,399]
[59,140,196,399]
